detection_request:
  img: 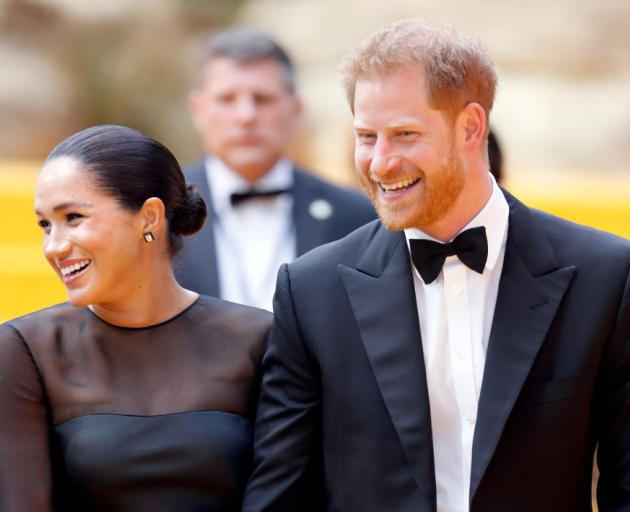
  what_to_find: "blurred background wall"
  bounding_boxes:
[1,0,629,321]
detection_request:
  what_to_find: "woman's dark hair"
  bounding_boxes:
[46,124,207,257]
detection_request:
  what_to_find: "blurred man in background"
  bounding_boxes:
[176,27,375,310]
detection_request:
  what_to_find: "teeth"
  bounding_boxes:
[60,259,91,276]
[379,177,420,192]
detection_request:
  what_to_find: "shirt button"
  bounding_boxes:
[466,415,476,424]
[451,285,462,295]
[457,353,466,361]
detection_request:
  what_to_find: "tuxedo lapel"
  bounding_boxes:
[179,161,221,297]
[293,170,333,255]
[339,224,437,508]
[470,191,576,500]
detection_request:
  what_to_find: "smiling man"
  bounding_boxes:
[175,28,375,310]
[243,19,630,512]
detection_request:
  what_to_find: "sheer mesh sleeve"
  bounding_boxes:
[0,324,54,512]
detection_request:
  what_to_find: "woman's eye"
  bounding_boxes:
[66,213,83,223]
[37,219,50,230]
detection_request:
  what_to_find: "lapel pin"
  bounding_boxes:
[309,199,333,221]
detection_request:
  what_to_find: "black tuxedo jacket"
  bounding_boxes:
[243,190,630,511]
[174,160,376,297]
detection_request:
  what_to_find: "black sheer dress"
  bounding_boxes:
[0,295,271,511]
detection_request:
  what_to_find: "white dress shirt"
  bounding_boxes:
[206,157,296,311]
[404,177,509,512]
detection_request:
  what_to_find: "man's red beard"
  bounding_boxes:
[358,148,466,232]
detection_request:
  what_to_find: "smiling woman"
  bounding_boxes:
[33,125,208,323]
[35,157,156,313]
[0,125,271,511]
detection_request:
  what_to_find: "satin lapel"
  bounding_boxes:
[178,161,221,297]
[339,225,436,507]
[470,191,576,500]
[293,170,331,255]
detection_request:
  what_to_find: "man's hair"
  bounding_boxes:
[201,27,296,93]
[340,19,497,119]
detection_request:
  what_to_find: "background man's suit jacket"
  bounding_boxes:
[243,189,630,512]
[175,160,376,297]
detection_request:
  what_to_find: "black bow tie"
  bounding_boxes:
[230,188,290,206]
[409,226,488,284]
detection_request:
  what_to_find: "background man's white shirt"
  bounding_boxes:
[206,157,296,311]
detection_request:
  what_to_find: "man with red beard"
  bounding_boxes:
[244,18,629,512]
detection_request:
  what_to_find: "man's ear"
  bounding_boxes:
[139,197,166,237]
[457,102,487,150]
[287,95,304,131]
[292,95,304,117]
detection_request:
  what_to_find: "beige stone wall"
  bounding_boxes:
[0,0,244,161]
[238,0,630,185]
[1,0,629,186]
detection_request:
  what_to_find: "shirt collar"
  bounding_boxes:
[205,157,294,215]
[404,174,509,271]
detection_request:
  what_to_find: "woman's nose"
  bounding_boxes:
[43,227,72,260]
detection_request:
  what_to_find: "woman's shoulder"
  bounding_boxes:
[1,303,87,346]
[0,304,83,379]
[4,302,84,327]
[188,295,272,352]
[192,295,272,329]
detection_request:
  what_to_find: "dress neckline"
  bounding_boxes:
[85,296,201,331]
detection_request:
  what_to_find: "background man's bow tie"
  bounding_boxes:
[409,226,488,284]
[230,188,290,206]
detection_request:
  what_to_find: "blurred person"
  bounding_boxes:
[244,19,630,512]
[0,125,271,511]
[177,27,375,311]
[487,128,504,184]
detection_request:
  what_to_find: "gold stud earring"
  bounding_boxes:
[143,231,154,243]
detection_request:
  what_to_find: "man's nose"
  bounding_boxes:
[43,227,72,260]
[234,95,257,124]
[370,138,400,178]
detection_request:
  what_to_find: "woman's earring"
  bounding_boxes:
[143,231,154,243]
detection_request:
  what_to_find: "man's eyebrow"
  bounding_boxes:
[353,118,423,130]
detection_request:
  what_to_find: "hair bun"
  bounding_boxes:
[170,184,207,236]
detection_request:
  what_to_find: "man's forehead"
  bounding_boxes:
[203,57,282,78]
[352,66,435,122]
[201,57,292,92]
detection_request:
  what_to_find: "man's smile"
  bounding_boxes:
[377,176,421,193]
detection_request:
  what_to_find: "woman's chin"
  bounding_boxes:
[66,292,92,308]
